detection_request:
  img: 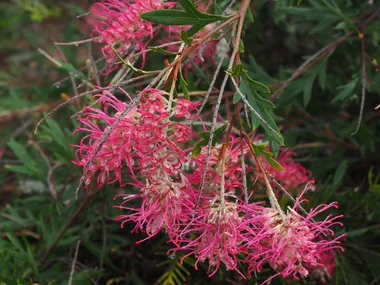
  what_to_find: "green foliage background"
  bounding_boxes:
[0,0,379,284]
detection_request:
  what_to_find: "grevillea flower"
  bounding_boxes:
[309,250,336,284]
[91,0,176,72]
[244,189,345,283]
[171,197,247,277]
[169,140,252,276]
[73,87,202,240]
[190,137,249,197]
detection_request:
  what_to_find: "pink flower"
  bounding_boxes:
[171,198,248,277]
[73,87,203,240]
[309,250,336,284]
[173,99,201,120]
[91,0,176,72]
[244,196,345,283]
[169,139,253,276]
[114,176,195,242]
[190,137,249,197]
[72,88,199,187]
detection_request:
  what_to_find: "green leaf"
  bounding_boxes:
[178,69,190,100]
[149,46,178,55]
[372,30,380,46]
[233,92,241,104]
[346,227,369,238]
[332,79,358,103]
[333,160,348,187]
[179,30,193,45]
[178,0,225,21]
[239,80,284,145]
[318,56,329,90]
[111,46,152,74]
[141,0,226,36]
[226,63,247,77]
[251,143,283,170]
[245,74,271,94]
[303,73,317,107]
[140,10,201,25]
[193,125,227,157]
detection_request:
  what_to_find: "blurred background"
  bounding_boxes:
[0,0,380,284]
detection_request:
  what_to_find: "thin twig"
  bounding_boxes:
[34,73,156,133]
[351,33,367,135]
[88,42,101,86]
[55,38,96,46]
[197,72,230,205]
[38,48,62,67]
[68,240,81,285]
[196,39,230,116]
[77,11,91,18]
[244,133,286,221]
[39,187,101,267]
[197,0,251,205]
[53,58,104,87]
[267,173,312,218]
[236,104,248,202]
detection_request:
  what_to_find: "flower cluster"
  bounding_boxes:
[73,88,201,238]
[91,0,176,72]
[243,200,344,283]
[73,104,344,282]
[69,0,346,283]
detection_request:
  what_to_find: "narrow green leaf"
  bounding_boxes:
[140,10,200,25]
[179,30,193,45]
[251,143,283,170]
[332,79,358,103]
[179,0,225,21]
[303,73,317,107]
[245,74,271,94]
[240,80,284,145]
[179,69,190,100]
[333,160,348,187]
[111,46,151,74]
[233,92,241,104]
[148,46,178,55]
[193,125,227,157]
